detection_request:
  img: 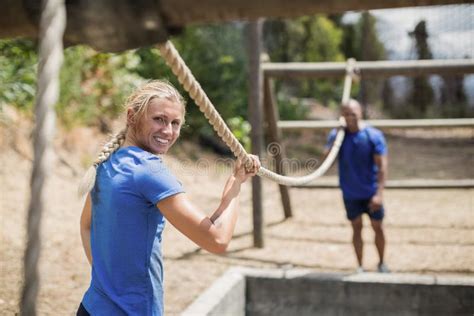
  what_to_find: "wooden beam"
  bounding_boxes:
[263,59,474,79]
[278,118,474,130]
[160,0,473,27]
[0,0,169,52]
[292,179,474,189]
[1,1,472,51]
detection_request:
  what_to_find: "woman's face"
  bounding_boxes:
[130,98,184,154]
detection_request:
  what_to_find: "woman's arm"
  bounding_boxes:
[157,157,260,254]
[80,194,93,265]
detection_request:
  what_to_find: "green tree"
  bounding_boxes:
[408,20,434,116]
[356,12,387,117]
[439,73,469,117]
[263,15,345,111]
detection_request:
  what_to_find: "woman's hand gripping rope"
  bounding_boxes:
[234,155,261,183]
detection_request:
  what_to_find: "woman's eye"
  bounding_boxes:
[172,121,180,126]
[155,117,165,123]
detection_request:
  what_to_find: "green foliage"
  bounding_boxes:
[173,24,249,136]
[0,39,38,113]
[353,12,386,61]
[265,16,343,64]
[287,16,344,63]
[276,94,310,120]
[338,20,358,60]
[264,15,345,105]
[58,46,143,129]
[0,39,143,128]
[438,75,469,118]
[354,12,387,115]
[227,116,251,151]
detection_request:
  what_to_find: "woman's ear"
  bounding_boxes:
[126,108,135,127]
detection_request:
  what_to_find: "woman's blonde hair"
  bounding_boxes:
[78,80,186,196]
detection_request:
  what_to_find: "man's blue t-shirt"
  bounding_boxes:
[326,126,387,200]
[82,146,184,316]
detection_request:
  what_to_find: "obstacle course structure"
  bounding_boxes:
[250,46,474,247]
[3,0,473,314]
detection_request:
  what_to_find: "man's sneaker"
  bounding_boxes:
[377,263,390,273]
[355,266,365,274]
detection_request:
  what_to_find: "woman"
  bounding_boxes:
[77,80,260,316]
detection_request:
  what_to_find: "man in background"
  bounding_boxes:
[325,99,389,273]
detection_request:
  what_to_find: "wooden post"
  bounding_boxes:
[247,20,264,248]
[263,76,293,218]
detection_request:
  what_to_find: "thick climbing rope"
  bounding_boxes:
[20,0,66,315]
[158,41,356,186]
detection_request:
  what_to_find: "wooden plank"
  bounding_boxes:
[160,0,472,27]
[292,179,474,189]
[278,118,474,130]
[247,21,264,248]
[263,59,474,78]
[263,77,293,218]
[2,1,471,51]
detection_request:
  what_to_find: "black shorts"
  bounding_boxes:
[343,198,385,221]
[77,303,90,316]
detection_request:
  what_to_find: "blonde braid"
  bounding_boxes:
[94,128,127,166]
[78,128,127,196]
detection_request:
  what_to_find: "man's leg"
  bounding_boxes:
[351,216,363,268]
[370,218,388,271]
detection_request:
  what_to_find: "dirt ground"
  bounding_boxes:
[0,117,473,315]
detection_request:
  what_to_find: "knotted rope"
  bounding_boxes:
[158,41,357,185]
[21,0,66,315]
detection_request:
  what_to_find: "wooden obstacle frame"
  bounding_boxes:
[247,56,474,246]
